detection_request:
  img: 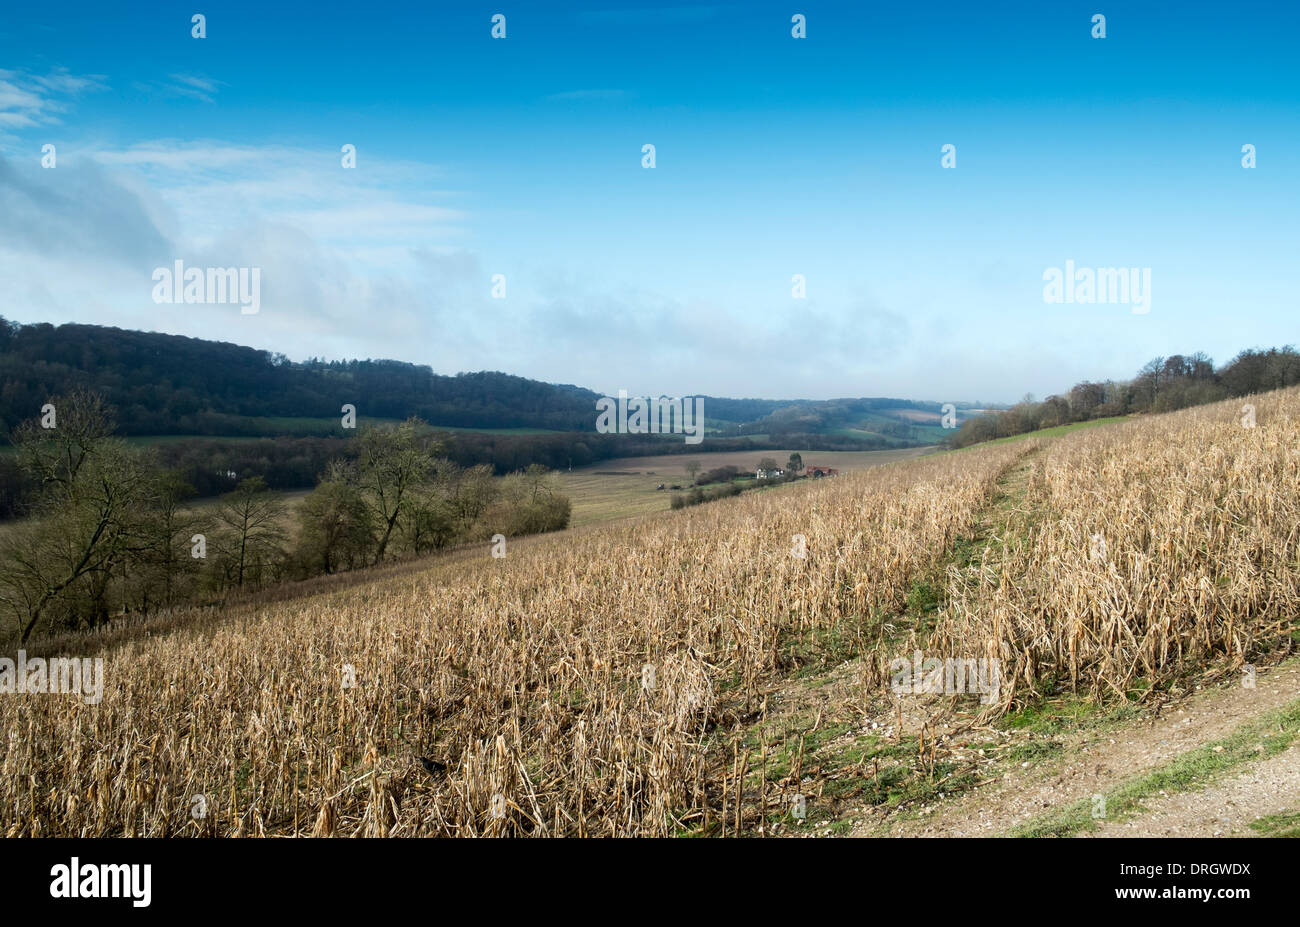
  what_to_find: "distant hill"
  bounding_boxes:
[0,318,982,442]
[0,319,603,436]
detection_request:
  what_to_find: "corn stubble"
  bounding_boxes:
[935,389,1300,707]
[3,389,1295,836]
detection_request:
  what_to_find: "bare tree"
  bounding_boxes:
[0,391,156,642]
[212,477,287,589]
[295,468,373,573]
[132,470,207,612]
[353,419,437,564]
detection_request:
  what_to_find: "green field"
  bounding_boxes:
[422,423,562,435]
[974,415,1130,447]
[213,415,561,437]
[122,434,270,447]
[4,417,561,450]
[560,446,937,528]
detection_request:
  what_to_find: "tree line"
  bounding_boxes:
[0,391,571,644]
[0,318,955,445]
[0,424,923,521]
[0,317,603,435]
[669,453,807,510]
[948,347,1300,448]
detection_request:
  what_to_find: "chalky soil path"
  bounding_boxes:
[866,658,1300,837]
[849,438,1300,838]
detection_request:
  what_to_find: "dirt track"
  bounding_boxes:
[851,659,1300,837]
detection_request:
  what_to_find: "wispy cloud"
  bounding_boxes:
[0,131,924,396]
[0,67,106,134]
[0,138,474,365]
[131,73,225,104]
[0,155,170,265]
[167,73,224,103]
[84,140,464,250]
[92,142,266,170]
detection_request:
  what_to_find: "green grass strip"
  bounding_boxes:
[1008,696,1300,838]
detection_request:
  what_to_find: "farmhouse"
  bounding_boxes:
[755,467,785,479]
[806,465,838,478]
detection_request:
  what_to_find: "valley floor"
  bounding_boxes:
[4,390,1297,838]
[561,446,935,528]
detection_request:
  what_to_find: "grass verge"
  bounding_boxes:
[1008,697,1300,838]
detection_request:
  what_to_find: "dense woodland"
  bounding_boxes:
[0,319,941,517]
[948,348,1300,447]
[0,427,918,521]
[0,317,603,433]
[0,391,571,644]
[0,318,947,438]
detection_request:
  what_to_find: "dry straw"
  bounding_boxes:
[4,389,1292,835]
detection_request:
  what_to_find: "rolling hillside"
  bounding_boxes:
[0,317,979,443]
[3,386,1295,837]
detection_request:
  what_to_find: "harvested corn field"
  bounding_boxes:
[3,389,1298,838]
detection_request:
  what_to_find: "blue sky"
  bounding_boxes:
[1,1,1296,402]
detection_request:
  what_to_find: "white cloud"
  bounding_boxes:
[0,67,106,136]
[2,135,1088,402]
[130,73,225,104]
[0,138,475,369]
[83,140,465,252]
